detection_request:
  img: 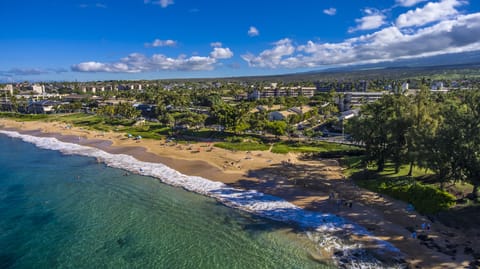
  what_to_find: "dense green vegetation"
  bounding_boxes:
[347,87,480,202]
[344,159,456,213]
[0,112,49,121]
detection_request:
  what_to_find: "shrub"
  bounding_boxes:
[225,136,244,143]
[377,182,456,214]
[271,144,289,154]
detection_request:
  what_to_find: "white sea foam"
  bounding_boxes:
[0,130,405,268]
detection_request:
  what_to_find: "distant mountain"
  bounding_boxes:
[212,51,480,83]
[319,51,480,72]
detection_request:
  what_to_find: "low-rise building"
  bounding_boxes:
[268,110,294,121]
[27,100,57,114]
[268,106,312,121]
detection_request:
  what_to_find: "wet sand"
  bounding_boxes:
[1,118,478,268]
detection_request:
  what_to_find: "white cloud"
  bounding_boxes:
[145,39,177,48]
[242,13,480,69]
[72,47,234,73]
[210,47,233,59]
[210,42,223,48]
[396,0,465,28]
[158,0,174,8]
[79,3,106,8]
[349,9,386,32]
[144,0,174,8]
[395,0,427,7]
[242,39,296,68]
[248,26,260,37]
[72,62,118,72]
[323,8,337,16]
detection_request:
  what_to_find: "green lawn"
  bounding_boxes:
[271,141,361,154]
[0,112,49,121]
[121,124,170,140]
[54,114,173,139]
[342,156,456,214]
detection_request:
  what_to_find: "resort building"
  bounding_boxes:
[81,86,96,94]
[336,91,389,111]
[431,81,444,91]
[249,86,315,100]
[0,84,14,95]
[268,106,313,121]
[27,100,57,114]
[27,84,45,95]
[316,80,368,92]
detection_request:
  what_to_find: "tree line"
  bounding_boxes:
[347,87,480,199]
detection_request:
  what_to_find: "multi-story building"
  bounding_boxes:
[27,84,45,94]
[431,81,444,91]
[0,84,14,95]
[316,80,368,92]
[249,86,315,100]
[336,91,389,111]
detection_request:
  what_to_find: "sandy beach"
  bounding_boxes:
[1,118,478,269]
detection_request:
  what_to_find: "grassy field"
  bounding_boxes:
[342,156,457,214]
[0,112,49,121]
[1,113,171,140]
[271,140,361,154]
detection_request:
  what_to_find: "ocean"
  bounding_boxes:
[0,133,332,269]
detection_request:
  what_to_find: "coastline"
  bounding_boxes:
[0,118,476,268]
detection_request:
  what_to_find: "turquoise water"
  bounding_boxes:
[0,135,333,269]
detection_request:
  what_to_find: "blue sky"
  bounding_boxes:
[1,0,480,82]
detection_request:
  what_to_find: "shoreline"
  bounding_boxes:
[1,118,477,268]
